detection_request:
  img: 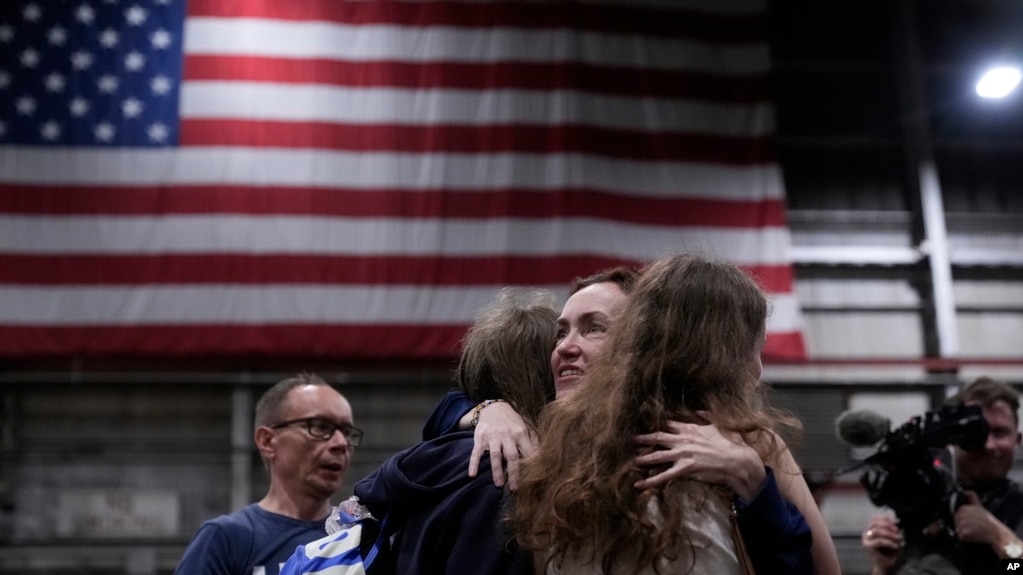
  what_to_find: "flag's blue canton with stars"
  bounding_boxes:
[0,0,184,147]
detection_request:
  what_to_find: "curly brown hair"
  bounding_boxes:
[509,253,795,575]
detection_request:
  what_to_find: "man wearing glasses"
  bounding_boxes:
[175,373,362,575]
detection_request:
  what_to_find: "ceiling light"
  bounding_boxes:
[976,66,1021,99]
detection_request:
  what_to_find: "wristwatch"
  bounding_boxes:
[1003,538,1023,559]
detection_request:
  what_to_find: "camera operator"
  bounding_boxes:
[861,377,1023,575]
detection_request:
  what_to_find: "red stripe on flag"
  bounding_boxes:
[178,121,776,164]
[0,186,789,228]
[0,325,466,358]
[183,57,770,103]
[0,324,806,361]
[186,0,766,43]
[180,120,773,163]
[0,255,794,293]
[763,331,806,361]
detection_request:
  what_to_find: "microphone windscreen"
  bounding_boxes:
[835,410,891,447]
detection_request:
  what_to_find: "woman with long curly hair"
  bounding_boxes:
[510,252,799,575]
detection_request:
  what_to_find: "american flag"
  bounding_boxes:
[0,0,806,361]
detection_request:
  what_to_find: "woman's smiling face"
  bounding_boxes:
[551,282,627,399]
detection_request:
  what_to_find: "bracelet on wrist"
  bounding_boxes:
[470,399,507,428]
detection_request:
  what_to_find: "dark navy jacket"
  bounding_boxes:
[422,390,815,574]
[354,431,532,575]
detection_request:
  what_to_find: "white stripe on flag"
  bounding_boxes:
[0,285,800,331]
[0,215,793,265]
[180,83,776,136]
[0,148,784,200]
[184,19,770,75]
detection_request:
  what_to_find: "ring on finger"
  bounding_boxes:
[865,529,874,538]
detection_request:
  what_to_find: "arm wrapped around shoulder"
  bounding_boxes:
[735,467,815,575]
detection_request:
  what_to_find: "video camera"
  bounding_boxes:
[839,404,989,538]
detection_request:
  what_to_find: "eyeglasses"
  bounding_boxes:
[268,417,364,446]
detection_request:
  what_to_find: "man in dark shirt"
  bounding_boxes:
[862,376,1023,575]
[175,373,360,575]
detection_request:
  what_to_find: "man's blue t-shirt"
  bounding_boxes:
[175,504,328,575]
